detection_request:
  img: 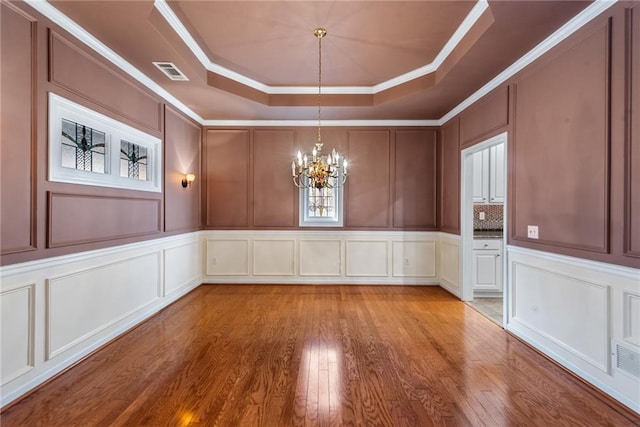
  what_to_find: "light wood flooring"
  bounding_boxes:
[1,285,637,426]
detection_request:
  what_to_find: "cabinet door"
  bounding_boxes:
[472,149,489,203]
[472,250,502,292]
[489,143,505,203]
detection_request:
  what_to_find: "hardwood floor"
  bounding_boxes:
[1,285,637,426]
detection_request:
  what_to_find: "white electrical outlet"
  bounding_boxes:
[527,225,539,239]
[479,211,486,220]
[404,258,410,266]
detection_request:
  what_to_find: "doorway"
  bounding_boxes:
[460,132,508,328]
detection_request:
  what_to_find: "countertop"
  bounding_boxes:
[473,230,504,239]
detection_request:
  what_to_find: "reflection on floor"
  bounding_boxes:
[467,297,503,326]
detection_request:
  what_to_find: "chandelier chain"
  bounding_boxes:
[317,32,322,145]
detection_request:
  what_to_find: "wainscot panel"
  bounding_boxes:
[437,233,461,298]
[253,239,296,276]
[0,232,201,408]
[46,251,162,359]
[205,239,250,276]
[202,230,441,285]
[0,285,34,384]
[346,240,389,277]
[164,240,201,296]
[506,246,640,413]
[299,240,342,276]
[392,241,436,278]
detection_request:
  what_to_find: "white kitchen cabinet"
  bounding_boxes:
[472,239,503,293]
[489,143,505,203]
[473,143,504,204]
[472,149,489,203]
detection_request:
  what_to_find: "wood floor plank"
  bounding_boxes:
[1,285,637,426]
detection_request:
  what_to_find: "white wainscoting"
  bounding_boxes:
[0,284,34,385]
[202,230,443,285]
[438,233,461,298]
[0,232,201,408]
[506,245,640,413]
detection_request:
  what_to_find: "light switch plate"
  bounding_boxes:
[479,211,486,220]
[527,225,539,239]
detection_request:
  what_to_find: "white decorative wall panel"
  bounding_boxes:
[46,251,162,359]
[392,240,436,277]
[299,240,341,276]
[164,241,201,295]
[203,231,439,284]
[346,240,388,277]
[623,291,640,347]
[206,239,249,275]
[438,236,461,295]
[507,246,640,413]
[253,239,295,276]
[511,262,609,372]
[0,285,34,383]
[0,233,201,409]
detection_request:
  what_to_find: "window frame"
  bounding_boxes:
[298,175,344,227]
[48,93,162,193]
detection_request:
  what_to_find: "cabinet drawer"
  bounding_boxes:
[473,239,502,250]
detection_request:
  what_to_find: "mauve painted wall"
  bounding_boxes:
[439,119,460,234]
[164,106,201,233]
[253,130,297,227]
[393,130,438,228]
[0,2,201,266]
[440,3,639,269]
[627,4,640,258]
[0,3,36,256]
[203,130,250,228]
[203,127,439,230]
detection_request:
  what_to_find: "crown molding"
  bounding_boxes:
[25,0,617,127]
[24,0,204,124]
[440,0,617,125]
[201,120,440,128]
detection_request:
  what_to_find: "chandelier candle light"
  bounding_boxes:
[292,27,348,190]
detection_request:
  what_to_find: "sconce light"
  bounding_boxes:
[181,173,195,188]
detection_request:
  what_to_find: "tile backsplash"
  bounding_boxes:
[473,204,503,230]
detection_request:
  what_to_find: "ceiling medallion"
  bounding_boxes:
[292,27,348,190]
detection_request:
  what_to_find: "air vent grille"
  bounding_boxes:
[614,342,640,379]
[152,62,189,81]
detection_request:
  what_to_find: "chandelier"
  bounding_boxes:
[291,28,348,189]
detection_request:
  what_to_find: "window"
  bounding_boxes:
[49,93,161,192]
[299,175,344,227]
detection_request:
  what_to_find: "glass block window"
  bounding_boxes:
[60,119,106,174]
[49,93,161,192]
[300,176,343,227]
[120,140,148,181]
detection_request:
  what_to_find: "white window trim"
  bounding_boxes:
[48,93,162,193]
[299,181,344,227]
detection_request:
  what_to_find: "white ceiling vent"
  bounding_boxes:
[152,61,189,81]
